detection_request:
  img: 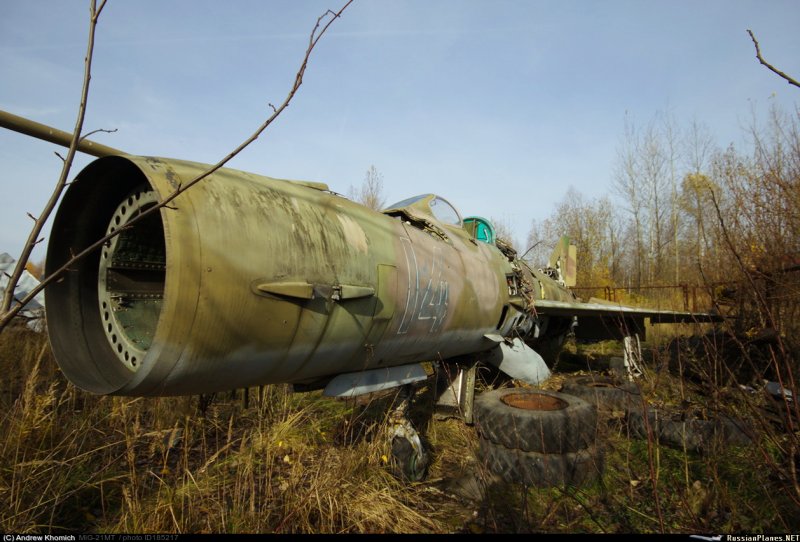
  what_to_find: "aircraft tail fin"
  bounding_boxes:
[548,236,577,287]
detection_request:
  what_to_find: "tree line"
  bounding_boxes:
[352,104,799,340]
[526,106,798,324]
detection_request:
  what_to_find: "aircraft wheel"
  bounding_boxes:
[626,407,752,452]
[478,437,604,488]
[474,388,597,454]
[561,375,641,413]
[391,435,428,482]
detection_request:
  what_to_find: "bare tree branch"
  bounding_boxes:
[747,29,800,89]
[0,0,354,332]
[0,0,104,320]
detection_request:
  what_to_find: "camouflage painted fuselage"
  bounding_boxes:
[46,156,574,396]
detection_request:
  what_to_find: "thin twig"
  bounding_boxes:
[747,30,800,89]
[80,127,118,141]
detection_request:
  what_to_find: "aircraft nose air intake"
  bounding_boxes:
[97,188,165,373]
[45,156,178,395]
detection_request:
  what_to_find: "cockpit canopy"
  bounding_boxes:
[383,193,496,245]
[384,194,462,226]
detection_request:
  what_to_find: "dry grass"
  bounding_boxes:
[2,325,798,533]
[0,329,450,533]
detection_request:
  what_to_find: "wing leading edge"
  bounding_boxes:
[533,298,723,341]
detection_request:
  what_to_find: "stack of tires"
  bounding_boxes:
[474,388,604,487]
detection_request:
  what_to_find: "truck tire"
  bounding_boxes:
[627,408,752,452]
[479,436,604,488]
[474,388,597,454]
[561,375,642,413]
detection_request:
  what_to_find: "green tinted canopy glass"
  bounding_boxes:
[463,216,495,244]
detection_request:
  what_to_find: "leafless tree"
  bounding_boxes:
[348,164,386,210]
[524,217,556,267]
[613,116,646,288]
[490,216,518,252]
[614,112,689,286]
[525,188,621,288]
[640,121,671,283]
[663,113,681,284]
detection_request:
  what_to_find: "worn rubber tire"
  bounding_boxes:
[561,375,642,412]
[391,436,429,482]
[474,388,597,454]
[626,408,752,452]
[479,436,604,488]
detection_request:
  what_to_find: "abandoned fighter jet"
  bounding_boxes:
[1,109,721,477]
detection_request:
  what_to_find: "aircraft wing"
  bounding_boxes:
[534,299,722,322]
[533,298,722,341]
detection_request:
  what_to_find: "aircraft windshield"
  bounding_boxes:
[385,194,427,210]
[385,194,462,226]
[429,196,461,225]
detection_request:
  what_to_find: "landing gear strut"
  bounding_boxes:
[389,384,429,481]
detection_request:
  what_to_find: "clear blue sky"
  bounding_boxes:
[1,1,798,261]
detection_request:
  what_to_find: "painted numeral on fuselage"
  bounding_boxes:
[398,238,449,334]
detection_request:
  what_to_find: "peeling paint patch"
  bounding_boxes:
[165,168,180,190]
[337,214,368,253]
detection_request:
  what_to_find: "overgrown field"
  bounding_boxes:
[1,326,797,533]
